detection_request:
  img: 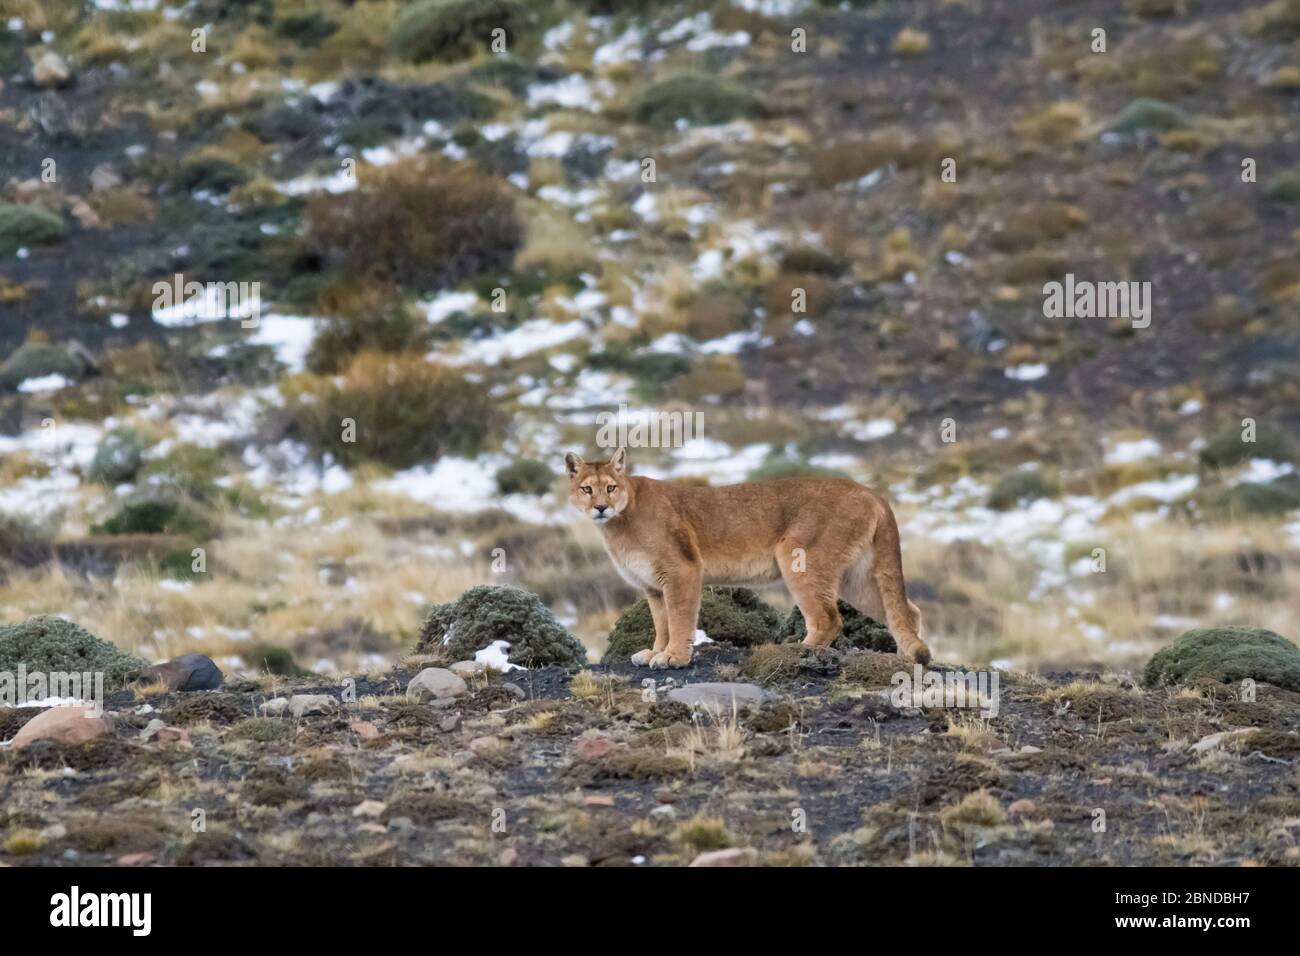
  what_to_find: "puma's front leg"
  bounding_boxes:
[630,588,670,666]
[650,567,702,669]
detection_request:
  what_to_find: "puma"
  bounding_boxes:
[565,447,932,668]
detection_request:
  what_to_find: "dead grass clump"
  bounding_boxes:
[282,351,500,468]
[940,789,1006,829]
[305,158,521,290]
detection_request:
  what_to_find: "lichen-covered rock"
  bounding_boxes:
[1143,626,1300,692]
[0,616,146,687]
[603,587,783,663]
[777,600,896,654]
[417,585,586,669]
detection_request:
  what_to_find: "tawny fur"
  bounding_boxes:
[565,447,932,669]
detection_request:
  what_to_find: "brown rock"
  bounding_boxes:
[10,705,113,749]
[575,734,618,761]
[349,720,380,740]
[1008,799,1037,815]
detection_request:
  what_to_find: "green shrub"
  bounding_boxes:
[630,72,753,128]
[1143,626,1300,692]
[88,428,148,484]
[1199,424,1294,468]
[0,202,66,254]
[283,351,499,469]
[175,156,253,193]
[1108,98,1191,132]
[228,717,292,742]
[777,600,895,652]
[0,616,147,687]
[495,459,554,495]
[987,469,1059,510]
[0,342,88,390]
[602,587,782,663]
[417,585,587,668]
[243,643,305,677]
[388,0,527,63]
[91,495,214,538]
[1217,480,1300,516]
[305,158,521,291]
[306,289,430,374]
[1263,166,1300,204]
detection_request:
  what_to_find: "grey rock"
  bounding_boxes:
[667,682,774,713]
[689,847,758,867]
[500,682,526,700]
[439,713,462,733]
[450,660,486,677]
[288,694,337,719]
[259,698,289,717]
[144,653,223,692]
[406,667,467,703]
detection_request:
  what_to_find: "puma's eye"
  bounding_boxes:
[580,486,592,495]
[606,485,617,494]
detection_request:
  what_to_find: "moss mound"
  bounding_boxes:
[630,72,753,128]
[1143,626,1300,692]
[987,469,1059,510]
[495,459,554,495]
[0,616,147,687]
[0,202,66,254]
[0,342,89,390]
[389,0,528,64]
[602,587,783,663]
[777,600,896,653]
[1199,423,1294,468]
[418,585,586,668]
[1108,98,1191,132]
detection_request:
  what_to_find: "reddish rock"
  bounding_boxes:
[10,706,113,749]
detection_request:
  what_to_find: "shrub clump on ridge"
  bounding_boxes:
[0,616,148,687]
[418,585,587,668]
[1143,626,1300,692]
[602,587,783,663]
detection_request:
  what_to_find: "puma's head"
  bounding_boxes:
[565,447,629,525]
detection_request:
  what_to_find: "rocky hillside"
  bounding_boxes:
[0,0,1298,865]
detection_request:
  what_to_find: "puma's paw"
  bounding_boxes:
[800,638,833,651]
[629,649,655,666]
[649,649,691,669]
[901,640,932,666]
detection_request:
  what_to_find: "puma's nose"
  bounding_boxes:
[594,505,608,515]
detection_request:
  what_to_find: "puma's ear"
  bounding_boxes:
[610,446,627,475]
[564,452,584,477]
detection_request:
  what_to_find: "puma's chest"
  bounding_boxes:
[602,539,660,590]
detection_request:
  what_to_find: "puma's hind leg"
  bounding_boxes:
[777,545,843,649]
[842,523,931,665]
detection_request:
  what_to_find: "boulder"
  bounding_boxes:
[689,848,757,867]
[9,705,113,749]
[144,653,223,692]
[31,51,71,88]
[407,667,467,703]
